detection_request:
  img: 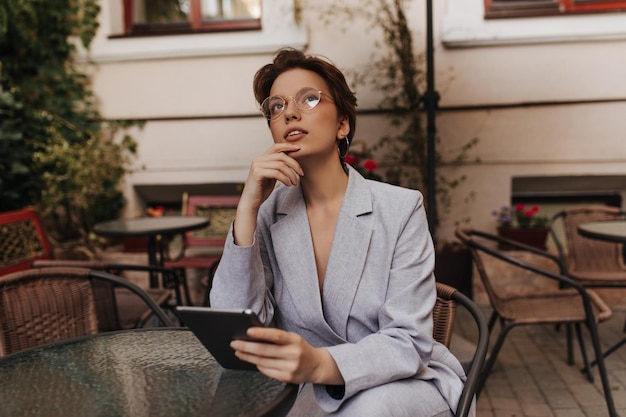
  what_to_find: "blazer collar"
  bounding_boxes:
[271,166,374,339]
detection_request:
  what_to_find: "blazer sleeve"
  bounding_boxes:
[208,223,276,325]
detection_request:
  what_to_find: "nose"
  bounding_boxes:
[283,97,300,120]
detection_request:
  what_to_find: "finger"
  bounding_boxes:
[263,145,304,176]
[265,143,301,155]
[254,166,298,187]
[246,327,297,345]
[253,162,300,186]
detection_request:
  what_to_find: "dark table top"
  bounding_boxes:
[578,220,626,244]
[0,328,297,417]
[93,216,210,238]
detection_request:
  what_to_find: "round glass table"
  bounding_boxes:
[0,328,297,417]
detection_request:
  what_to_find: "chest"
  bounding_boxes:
[306,204,340,289]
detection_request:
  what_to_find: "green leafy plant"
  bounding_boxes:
[313,0,479,231]
[0,0,141,252]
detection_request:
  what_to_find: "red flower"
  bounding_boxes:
[363,159,378,172]
[524,210,533,218]
[515,203,525,212]
[344,154,358,166]
[530,205,539,213]
[147,206,165,217]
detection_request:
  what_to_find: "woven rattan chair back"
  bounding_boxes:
[550,205,626,286]
[0,268,99,356]
[0,267,174,357]
[0,208,52,276]
[433,282,489,417]
[163,193,240,306]
[433,282,457,347]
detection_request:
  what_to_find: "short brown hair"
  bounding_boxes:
[253,47,357,144]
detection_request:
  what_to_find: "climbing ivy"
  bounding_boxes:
[0,0,139,249]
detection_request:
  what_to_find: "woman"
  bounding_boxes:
[210,47,471,417]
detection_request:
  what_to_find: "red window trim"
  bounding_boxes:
[485,0,626,19]
[122,0,261,36]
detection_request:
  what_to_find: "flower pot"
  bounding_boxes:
[122,237,148,253]
[497,227,549,251]
[435,242,473,299]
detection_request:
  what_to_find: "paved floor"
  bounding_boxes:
[452,304,626,417]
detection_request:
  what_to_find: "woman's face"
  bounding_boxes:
[267,68,349,162]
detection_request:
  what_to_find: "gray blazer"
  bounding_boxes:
[210,165,467,414]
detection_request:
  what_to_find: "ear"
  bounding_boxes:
[336,116,350,139]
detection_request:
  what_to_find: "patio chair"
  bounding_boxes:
[0,208,174,331]
[163,193,239,305]
[0,208,52,276]
[455,228,617,417]
[32,260,176,330]
[434,282,489,417]
[549,205,626,366]
[0,267,174,357]
[550,205,626,289]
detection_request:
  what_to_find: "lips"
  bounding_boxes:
[284,128,308,141]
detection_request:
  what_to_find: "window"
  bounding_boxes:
[485,0,626,18]
[123,0,261,35]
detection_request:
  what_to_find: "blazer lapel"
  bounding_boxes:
[322,167,373,338]
[270,186,326,325]
[270,167,374,339]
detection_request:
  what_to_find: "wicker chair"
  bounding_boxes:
[163,193,240,306]
[550,205,626,288]
[550,205,626,366]
[0,208,175,331]
[32,260,176,330]
[455,228,617,417]
[434,282,489,417]
[0,208,52,276]
[0,267,174,356]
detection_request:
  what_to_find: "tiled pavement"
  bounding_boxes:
[452,304,626,417]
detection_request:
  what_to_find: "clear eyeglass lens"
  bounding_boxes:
[262,87,322,120]
[296,88,321,110]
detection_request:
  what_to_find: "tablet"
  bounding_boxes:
[175,306,265,371]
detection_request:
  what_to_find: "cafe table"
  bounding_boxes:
[93,216,209,288]
[0,328,297,417]
[578,219,626,244]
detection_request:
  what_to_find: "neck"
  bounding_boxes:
[300,159,348,207]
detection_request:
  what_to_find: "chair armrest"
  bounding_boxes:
[586,289,613,323]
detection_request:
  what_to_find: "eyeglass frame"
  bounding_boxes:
[259,87,335,121]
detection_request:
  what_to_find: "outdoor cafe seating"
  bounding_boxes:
[549,205,626,375]
[0,207,181,329]
[0,267,173,356]
[456,227,618,417]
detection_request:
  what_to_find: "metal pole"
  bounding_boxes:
[423,0,439,237]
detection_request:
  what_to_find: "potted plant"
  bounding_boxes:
[492,204,550,250]
[1,0,141,259]
[344,141,383,182]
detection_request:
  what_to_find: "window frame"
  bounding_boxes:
[484,0,626,19]
[122,0,261,36]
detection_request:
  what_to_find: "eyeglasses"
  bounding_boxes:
[260,87,334,120]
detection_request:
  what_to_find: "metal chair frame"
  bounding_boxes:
[549,205,626,367]
[456,228,617,417]
[434,282,489,417]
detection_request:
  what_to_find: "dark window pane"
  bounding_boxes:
[133,0,190,24]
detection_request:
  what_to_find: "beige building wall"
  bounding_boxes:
[87,0,626,241]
